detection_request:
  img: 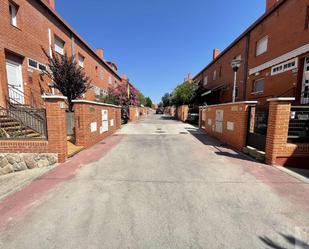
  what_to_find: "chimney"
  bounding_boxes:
[187,73,192,81]
[266,0,279,11]
[122,74,128,83]
[213,48,220,60]
[96,48,104,59]
[46,0,55,10]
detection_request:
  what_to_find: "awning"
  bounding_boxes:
[201,83,226,97]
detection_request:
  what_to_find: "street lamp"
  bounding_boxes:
[230,59,242,102]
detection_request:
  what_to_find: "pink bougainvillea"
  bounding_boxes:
[108,83,140,106]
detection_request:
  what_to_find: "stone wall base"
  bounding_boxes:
[0,153,58,176]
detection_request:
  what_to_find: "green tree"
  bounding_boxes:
[137,93,146,106]
[170,80,199,106]
[161,93,171,107]
[145,97,153,107]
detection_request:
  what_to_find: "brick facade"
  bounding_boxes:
[194,0,309,105]
[0,0,122,108]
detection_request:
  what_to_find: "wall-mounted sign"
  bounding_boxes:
[227,121,234,131]
[90,122,97,132]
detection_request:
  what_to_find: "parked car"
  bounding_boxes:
[186,107,199,124]
[156,108,164,114]
[121,106,129,124]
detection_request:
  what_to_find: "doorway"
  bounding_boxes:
[5,59,24,104]
[301,57,309,104]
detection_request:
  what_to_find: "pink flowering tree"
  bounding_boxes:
[100,83,140,107]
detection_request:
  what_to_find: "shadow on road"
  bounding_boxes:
[160,115,176,120]
[186,127,257,163]
[259,233,309,249]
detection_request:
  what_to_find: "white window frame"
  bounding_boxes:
[27,58,47,72]
[9,2,18,27]
[203,76,208,86]
[213,70,217,80]
[108,76,112,84]
[271,58,298,76]
[78,54,85,68]
[252,78,264,94]
[256,36,268,56]
[54,36,65,55]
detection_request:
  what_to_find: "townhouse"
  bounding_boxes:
[194,0,309,105]
[0,0,122,108]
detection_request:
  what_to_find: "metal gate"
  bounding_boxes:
[66,111,75,136]
[246,104,269,151]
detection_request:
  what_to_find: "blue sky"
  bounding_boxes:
[56,0,265,103]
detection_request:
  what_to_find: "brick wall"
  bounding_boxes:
[200,102,257,151]
[129,106,140,122]
[44,96,68,162]
[0,140,48,153]
[176,105,189,122]
[73,100,121,148]
[265,98,309,167]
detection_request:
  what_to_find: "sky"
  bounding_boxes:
[56,0,265,103]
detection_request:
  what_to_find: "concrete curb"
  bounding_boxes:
[275,166,309,184]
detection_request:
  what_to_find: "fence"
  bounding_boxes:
[199,98,309,168]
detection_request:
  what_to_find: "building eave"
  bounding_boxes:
[193,0,287,80]
[39,0,122,81]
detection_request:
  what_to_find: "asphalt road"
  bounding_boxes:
[0,114,308,249]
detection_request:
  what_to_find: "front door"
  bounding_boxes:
[301,57,309,104]
[5,59,24,104]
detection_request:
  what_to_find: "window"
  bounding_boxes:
[9,2,18,27]
[27,58,47,72]
[256,36,268,56]
[99,70,104,80]
[108,76,112,84]
[78,54,85,68]
[28,59,38,69]
[235,54,242,61]
[54,36,65,55]
[203,76,208,86]
[271,58,298,75]
[253,79,264,93]
[213,70,217,80]
[219,66,222,77]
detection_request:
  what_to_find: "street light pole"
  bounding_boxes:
[232,70,237,103]
[230,59,242,103]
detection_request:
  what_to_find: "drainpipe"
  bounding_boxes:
[71,33,75,60]
[243,33,250,101]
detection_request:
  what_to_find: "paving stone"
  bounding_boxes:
[13,162,28,172]
[0,164,14,175]
[0,157,9,168]
[38,159,50,168]
[23,155,38,169]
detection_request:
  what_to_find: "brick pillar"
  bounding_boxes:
[182,105,189,122]
[116,107,121,129]
[0,49,7,107]
[43,96,68,163]
[265,98,294,165]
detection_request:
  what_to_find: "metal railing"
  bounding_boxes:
[288,106,309,143]
[301,89,309,105]
[7,85,45,109]
[0,106,47,140]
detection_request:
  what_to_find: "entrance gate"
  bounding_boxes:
[246,104,269,151]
